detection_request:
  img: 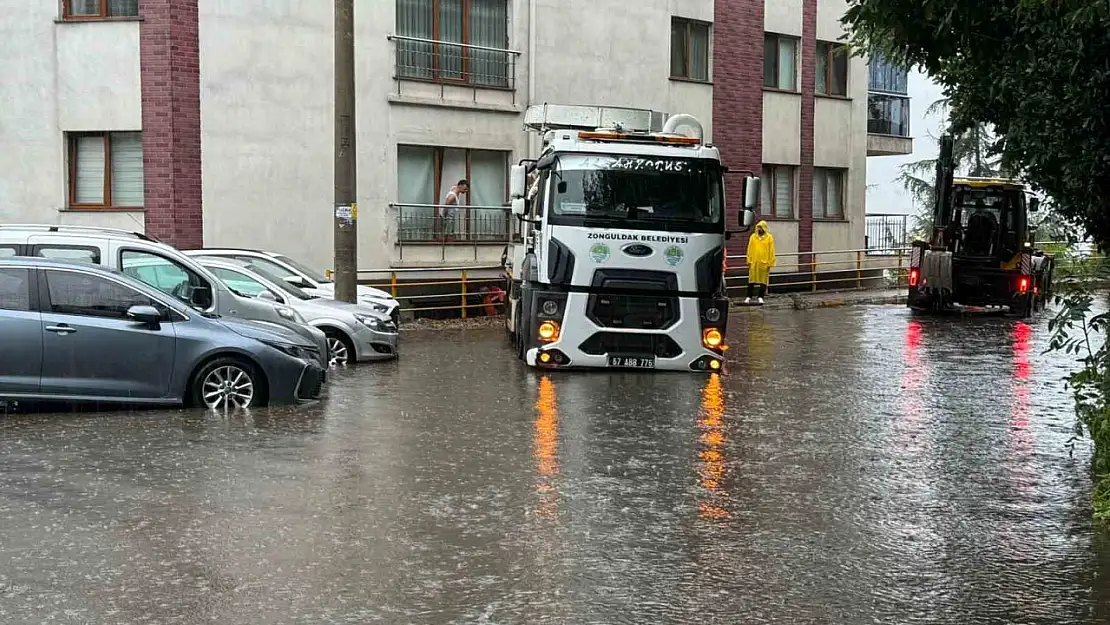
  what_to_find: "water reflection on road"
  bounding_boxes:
[1,305,1108,624]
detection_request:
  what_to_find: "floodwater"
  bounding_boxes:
[1,305,1108,624]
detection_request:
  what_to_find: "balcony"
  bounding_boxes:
[867,92,913,156]
[387,35,522,112]
[392,203,511,266]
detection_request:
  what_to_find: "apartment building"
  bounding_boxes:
[0,0,911,273]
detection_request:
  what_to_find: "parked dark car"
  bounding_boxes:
[0,257,325,410]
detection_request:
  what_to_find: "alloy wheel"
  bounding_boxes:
[202,365,255,410]
[328,337,349,367]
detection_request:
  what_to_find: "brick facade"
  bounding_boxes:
[797,0,817,262]
[712,0,765,259]
[139,0,202,248]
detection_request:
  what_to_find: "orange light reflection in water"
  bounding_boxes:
[534,376,560,520]
[697,374,729,521]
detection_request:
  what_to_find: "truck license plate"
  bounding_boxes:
[607,355,656,369]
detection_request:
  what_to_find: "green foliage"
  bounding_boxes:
[843,0,1110,247]
[1048,273,1110,521]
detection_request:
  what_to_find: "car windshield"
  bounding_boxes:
[274,254,330,284]
[245,262,317,300]
[549,154,723,231]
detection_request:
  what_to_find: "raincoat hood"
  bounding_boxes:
[755,220,770,235]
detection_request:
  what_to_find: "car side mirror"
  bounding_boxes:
[282,275,307,288]
[190,284,213,309]
[1029,197,1041,213]
[511,197,526,217]
[510,164,527,199]
[257,290,278,302]
[740,209,756,229]
[127,304,163,327]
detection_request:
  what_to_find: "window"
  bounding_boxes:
[64,0,139,19]
[760,165,796,218]
[395,0,510,87]
[397,145,509,242]
[868,52,908,95]
[119,250,213,310]
[68,132,144,209]
[813,168,846,218]
[34,246,101,265]
[670,18,710,81]
[0,269,32,312]
[44,270,153,319]
[763,33,798,91]
[0,246,21,258]
[816,41,848,96]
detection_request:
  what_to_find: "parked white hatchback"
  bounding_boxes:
[187,248,400,323]
[190,255,398,365]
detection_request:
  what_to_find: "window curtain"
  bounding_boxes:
[439,0,464,80]
[108,0,139,16]
[825,171,843,217]
[469,150,508,240]
[830,47,848,96]
[816,43,828,94]
[670,22,687,78]
[689,23,709,81]
[762,36,776,87]
[777,39,795,90]
[396,0,434,79]
[774,167,793,218]
[68,0,99,16]
[74,136,105,205]
[469,0,508,86]
[110,132,144,207]
[397,146,436,240]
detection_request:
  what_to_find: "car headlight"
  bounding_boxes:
[354,313,383,330]
[276,306,306,324]
[260,338,311,360]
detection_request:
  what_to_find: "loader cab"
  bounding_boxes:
[947,179,1030,262]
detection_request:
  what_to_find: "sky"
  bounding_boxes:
[865,70,946,216]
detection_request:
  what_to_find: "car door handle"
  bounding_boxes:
[45,325,76,334]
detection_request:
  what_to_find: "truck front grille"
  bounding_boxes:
[578,332,683,358]
[586,269,680,330]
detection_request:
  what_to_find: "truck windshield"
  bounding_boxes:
[549,154,723,232]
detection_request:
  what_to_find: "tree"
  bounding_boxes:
[843,0,1110,249]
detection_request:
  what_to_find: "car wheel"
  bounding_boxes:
[324,329,354,367]
[192,358,262,411]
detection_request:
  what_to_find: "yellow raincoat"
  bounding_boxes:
[747,221,776,285]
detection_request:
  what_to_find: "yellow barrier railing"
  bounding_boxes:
[338,242,1099,317]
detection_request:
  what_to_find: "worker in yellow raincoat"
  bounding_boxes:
[745,220,776,304]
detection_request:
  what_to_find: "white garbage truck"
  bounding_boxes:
[503,104,760,372]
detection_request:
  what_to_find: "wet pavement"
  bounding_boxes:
[1,304,1109,624]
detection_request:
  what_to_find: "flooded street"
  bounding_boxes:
[2,304,1108,624]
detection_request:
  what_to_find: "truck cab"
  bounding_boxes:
[504,105,758,372]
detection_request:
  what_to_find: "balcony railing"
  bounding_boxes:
[393,203,511,244]
[388,35,521,91]
[867,92,911,137]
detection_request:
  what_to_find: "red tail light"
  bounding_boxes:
[909,268,919,287]
[1018,277,1030,294]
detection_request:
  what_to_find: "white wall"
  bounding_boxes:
[0,2,142,228]
[199,0,714,272]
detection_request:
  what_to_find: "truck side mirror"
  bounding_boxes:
[742,176,760,210]
[511,197,526,216]
[1029,197,1041,213]
[510,165,527,199]
[740,209,756,229]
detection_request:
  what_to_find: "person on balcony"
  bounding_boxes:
[436,179,469,242]
[745,220,776,305]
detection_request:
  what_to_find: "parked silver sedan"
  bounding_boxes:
[190,256,399,366]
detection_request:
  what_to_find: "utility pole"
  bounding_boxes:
[333,0,357,303]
